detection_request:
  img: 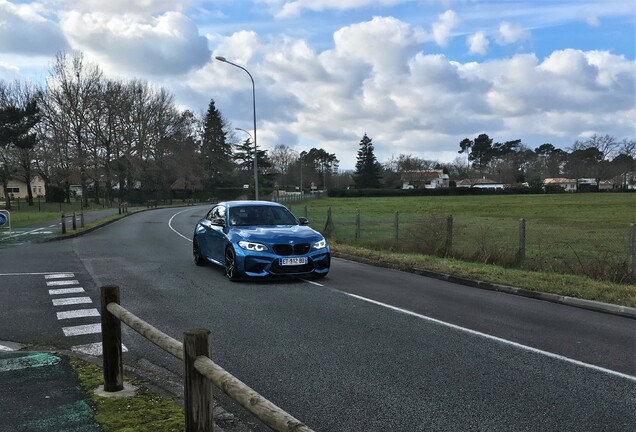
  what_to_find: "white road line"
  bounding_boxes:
[341,291,636,383]
[45,273,75,279]
[62,323,101,337]
[71,342,128,356]
[46,280,80,286]
[52,297,93,306]
[168,208,195,242]
[49,287,85,296]
[0,272,75,276]
[56,309,100,320]
[0,227,44,241]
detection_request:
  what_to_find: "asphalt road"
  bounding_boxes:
[0,205,634,431]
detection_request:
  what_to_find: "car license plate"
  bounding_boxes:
[280,257,307,266]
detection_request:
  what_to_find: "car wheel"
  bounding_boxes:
[193,237,205,266]
[225,246,240,281]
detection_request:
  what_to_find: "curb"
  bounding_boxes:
[332,251,636,320]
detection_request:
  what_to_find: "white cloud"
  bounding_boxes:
[0,61,20,81]
[586,15,600,26]
[60,11,210,75]
[496,22,530,45]
[431,10,458,47]
[0,0,68,55]
[467,31,488,55]
[53,0,192,15]
[273,0,407,19]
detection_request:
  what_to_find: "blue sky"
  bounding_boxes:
[1,0,634,169]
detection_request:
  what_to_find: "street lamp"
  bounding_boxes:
[234,127,258,197]
[216,56,259,200]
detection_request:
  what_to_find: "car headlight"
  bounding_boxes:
[313,238,327,249]
[238,240,268,252]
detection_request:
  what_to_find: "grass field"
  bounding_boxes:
[288,193,636,283]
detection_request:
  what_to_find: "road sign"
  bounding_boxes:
[0,211,8,227]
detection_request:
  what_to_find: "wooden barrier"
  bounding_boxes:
[100,285,314,432]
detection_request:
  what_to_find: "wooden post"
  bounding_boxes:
[445,215,453,257]
[61,213,66,234]
[629,224,636,283]
[324,207,335,238]
[72,211,77,230]
[517,218,526,264]
[355,209,361,241]
[118,202,122,215]
[80,212,85,228]
[100,285,123,392]
[394,211,399,242]
[184,329,213,432]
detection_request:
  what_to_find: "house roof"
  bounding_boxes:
[544,178,576,184]
[401,171,443,181]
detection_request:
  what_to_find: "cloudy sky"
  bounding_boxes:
[1,0,634,169]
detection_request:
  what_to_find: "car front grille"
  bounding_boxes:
[272,244,311,256]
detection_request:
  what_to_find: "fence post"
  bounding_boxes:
[61,213,66,234]
[355,209,361,241]
[72,211,77,230]
[324,207,334,238]
[118,202,122,215]
[445,215,453,257]
[100,285,123,392]
[517,218,526,264]
[394,211,399,242]
[184,329,213,432]
[80,212,85,228]
[629,224,636,283]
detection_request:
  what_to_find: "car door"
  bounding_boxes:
[204,205,227,262]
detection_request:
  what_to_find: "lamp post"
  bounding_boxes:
[234,127,257,198]
[215,56,259,200]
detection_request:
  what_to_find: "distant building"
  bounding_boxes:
[544,178,577,192]
[0,175,46,200]
[456,177,505,190]
[401,170,449,189]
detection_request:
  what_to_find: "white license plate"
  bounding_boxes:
[280,257,307,266]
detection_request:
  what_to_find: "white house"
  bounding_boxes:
[401,170,450,189]
[0,175,46,200]
[544,178,577,192]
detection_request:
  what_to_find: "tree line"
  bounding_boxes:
[1,51,633,211]
[0,51,342,210]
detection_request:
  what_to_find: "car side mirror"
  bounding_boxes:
[298,217,309,225]
[212,218,225,227]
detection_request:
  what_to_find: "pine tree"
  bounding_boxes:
[201,99,234,190]
[354,133,382,188]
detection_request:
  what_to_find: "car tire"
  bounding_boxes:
[225,246,241,281]
[193,237,205,266]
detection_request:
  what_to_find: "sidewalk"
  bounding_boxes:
[0,350,100,432]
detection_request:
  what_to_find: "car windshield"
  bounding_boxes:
[228,205,298,227]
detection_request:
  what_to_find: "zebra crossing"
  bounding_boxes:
[45,273,127,356]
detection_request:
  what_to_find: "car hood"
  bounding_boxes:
[230,225,323,244]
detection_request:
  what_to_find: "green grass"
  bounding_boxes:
[69,357,185,432]
[289,193,636,283]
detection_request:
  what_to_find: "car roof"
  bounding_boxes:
[220,201,286,209]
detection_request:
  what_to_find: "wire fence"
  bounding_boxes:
[289,204,636,284]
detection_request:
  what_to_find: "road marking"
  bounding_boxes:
[0,352,61,372]
[342,291,636,383]
[71,342,128,356]
[62,324,101,337]
[168,208,195,241]
[49,287,85,295]
[52,297,93,306]
[45,273,75,279]
[300,278,323,286]
[46,280,80,286]
[57,309,100,320]
[0,272,77,276]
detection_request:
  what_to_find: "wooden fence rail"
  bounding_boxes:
[100,285,315,432]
